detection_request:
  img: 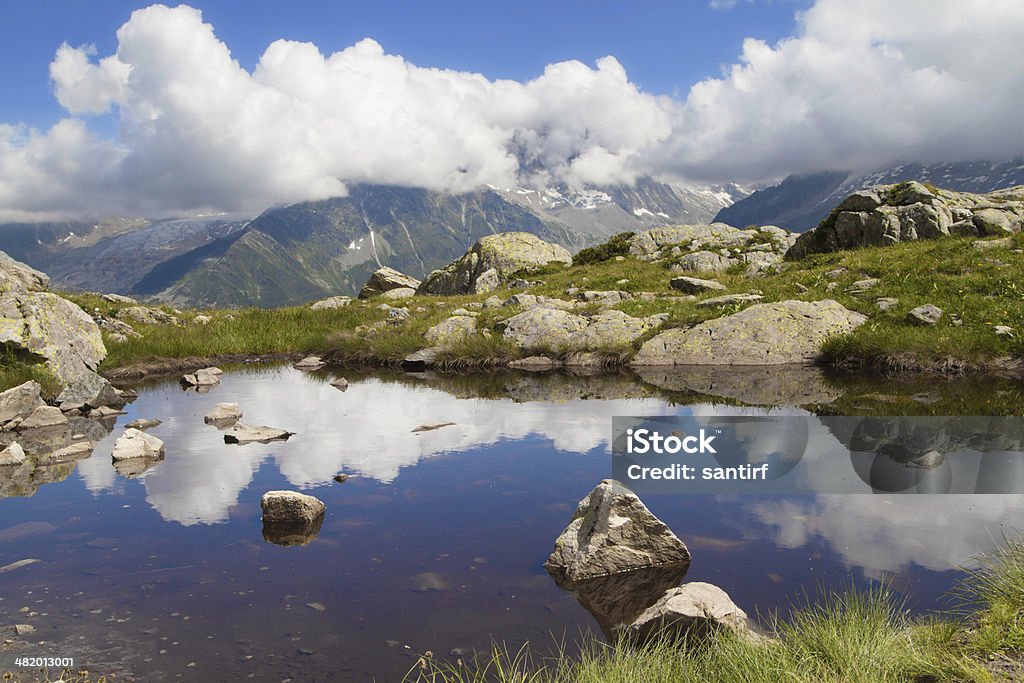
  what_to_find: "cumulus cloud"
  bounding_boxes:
[1,0,1023,219]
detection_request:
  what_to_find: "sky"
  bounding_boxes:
[1,0,1022,221]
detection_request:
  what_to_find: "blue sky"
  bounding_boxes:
[1,0,1021,220]
[0,0,807,129]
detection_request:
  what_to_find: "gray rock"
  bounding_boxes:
[995,325,1014,336]
[309,295,352,310]
[845,278,880,293]
[57,371,121,411]
[89,406,125,418]
[117,306,180,326]
[261,490,325,525]
[670,276,727,294]
[633,300,867,365]
[0,291,107,385]
[379,287,416,301]
[193,315,211,325]
[696,293,763,307]
[624,582,761,643]
[0,251,49,293]
[293,355,325,370]
[544,479,691,585]
[670,251,737,274]
[402,346,444,371]
[907,304,943,326]
[424,316,477,346]
[875,297,899,311]
[973,208,1021,235]
[0,381,45,428]
[418,233,571,295]
[508,356,558,371]
[181,367,222,387]
[330,377,349,390]
[358,267,422,299]
[502,308,588,350]
[19,406,68,429]
[568,311,664,349]
[111,428,165,461]
[0,442,26,466]
[204,403,243,426]
[973,236,1016,250]
[125,418,162,430]
[224,422,293,444]
[49,441,93,462]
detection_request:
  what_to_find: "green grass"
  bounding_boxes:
[958,536,1024,656]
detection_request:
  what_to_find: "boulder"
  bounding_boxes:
[181,367,222,387]
[624,582,761,643]
[544,479,691,585]
[126,418,162,430]
[670,251,737,274]
[204,403,243,427]
[418,233,571,295]
[111,428,165,461]
[696,293,763,307]
[293,355,325,371]
[261,490,325,525]
[18,406,68,429]
[907,304,943,326]
[379,287,416,301]
[0,251,49,293]
[569,311,665,349]
[56,371,122,411]
[223,422,293,444]
[358,267,421,299]
[424,316,477,346]
[309,296,352,311]
[0,442,26,466]
[875,297,899,311]
[0,291,107,385]
[0,381,45,428]
[632,300,867,366]
[670,277,727,295]
[117,306,180,326]
[330,377,349,390]
[502,309,588,351]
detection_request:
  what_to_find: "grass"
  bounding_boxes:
[405,538,1024,683]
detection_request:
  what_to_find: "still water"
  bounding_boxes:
[1,366,1021,681]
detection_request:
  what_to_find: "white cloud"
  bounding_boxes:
[1,0,1023,220]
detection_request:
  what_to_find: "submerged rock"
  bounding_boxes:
[111,428,165,461]
[204,403,243,427]
[223,422,293,444]
[632,300,866,366]
[329,377,349,391]
[545,479,691,585]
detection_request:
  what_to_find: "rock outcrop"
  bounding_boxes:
[632,300,866,366]
[358,267,422,299]
[418,233,571,295]
[629,223,797,276]
[788,182,1024,258]
[544,479,691,585]
[502,308,664,353]
[0,252,49,293]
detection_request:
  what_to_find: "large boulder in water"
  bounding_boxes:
[0,291,107,385]
[632,299,866,366]
[418,232,571,295]
[544,479,691,585]
[358,267,421,299]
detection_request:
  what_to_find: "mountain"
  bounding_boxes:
[0,179,745,308]
[715,159,1024,232]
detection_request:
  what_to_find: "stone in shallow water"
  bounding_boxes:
[18,406,69,429]
[261,490,325,546]
[293,355,325,370]
[204,403,243,427]
[181,367,222,387]
[111,428,165,461]
[0,381,45,428]
[0,442,26,466]
[622,582,764,644]
[223,422,293,444]
[126,418,162,430]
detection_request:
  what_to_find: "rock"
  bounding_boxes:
[696,293,763,307]
[845,278,880,293]
[633,364,843,406]
[359,267,422,299]
[0,442,26,466]
[309,296,352,310]
[418,233,571,295]
[192,315,211,325]
[875,297,899,311]
[117,306,180,326]
[502,308,588,350]
[224,422,293,444]
[181,367,222,387]
[669,276,727,295]
[14,624,35,636]
[411,422,455,433]
[49,441,93,462]
[261,490,325,525]
[508,356,558,371]
[568,311,664,349]
[0,291,107,385]
[994,325,1013,336]
[102,293,137,304]
[670,251,737,273]
[0,251,49,293]
[293,355,325,370]
[789,183,1024,257]
[111,428,165,461]
[333,474,349,483]
[0,381,45,428]
[89,406,125,418]
[973,236,1016,250]
[329,377,349,390]
[18,406,68,429]
[57,371,122,411]
[402,346,444,371]
[379,287,416,301]
[907,304,943,326]
[578,290,632,307]
[424,316,477,346]
[633,300,867,366]
[204,403,243,427]
[544,479,691,585]
[624,582,761,643]
[125,418,162,430]
[96,316,140,339]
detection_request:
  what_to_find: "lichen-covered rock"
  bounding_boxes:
[418,233,571,295]
[569,311,665,350]
[424,316,477,346]
[670,276,727,294]
[56,371,121,411]
[545,479,691,585]
[632,300,866,365]
[0,291,107,385]
[502,308,588,350]
[0,381,45,428]
[293,355,325,370]
[309,295,352,310]
[117,306,181,326]
[0,251,49,293]
[670,251,738,274]
[111,428,165,461]
[379,287,416,301]
[789,183,1024,258]
[623,582,762,643]
[358,267,421,299]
